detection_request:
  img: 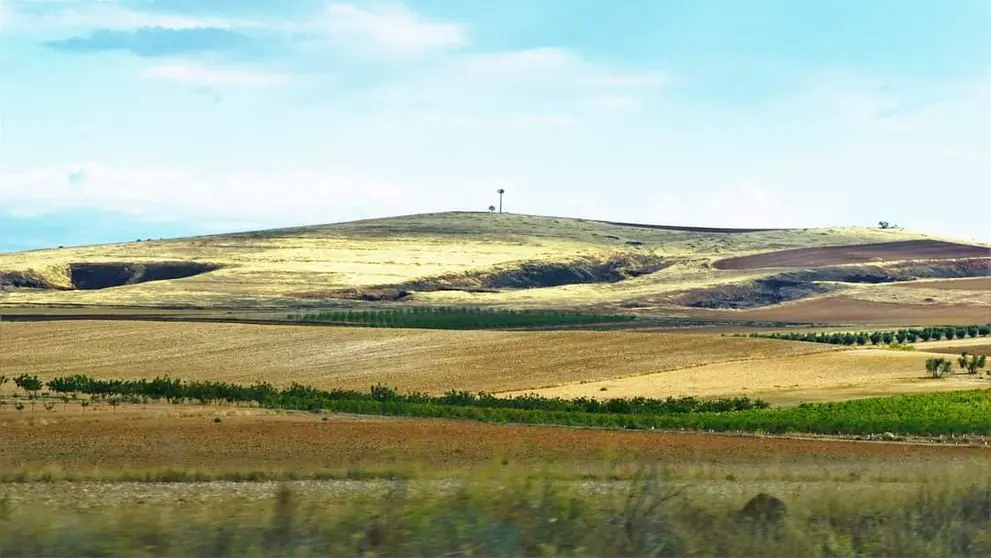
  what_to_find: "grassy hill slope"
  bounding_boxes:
[0,212,987,322]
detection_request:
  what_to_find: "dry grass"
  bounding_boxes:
[509,348,991,405]
[0,212,942,310]
[0,320,835,395]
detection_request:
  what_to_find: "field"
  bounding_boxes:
[2,408,991,556]
[688,295,991,326]
[510,349,989,404]
[2,212,990,556]
[712,239,989,269]
[1,320,841,396]
[1,407,986,480]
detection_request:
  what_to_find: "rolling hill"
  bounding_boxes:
[1,212,988,325]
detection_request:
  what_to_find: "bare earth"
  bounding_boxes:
[1,407,986,476]
[713,240,990,270]
[692,295,991,326]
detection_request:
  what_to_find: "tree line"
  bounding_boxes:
[7,374,989,436]
[31,374,768,414]
[746,324,991,346]
[286,306,636,329]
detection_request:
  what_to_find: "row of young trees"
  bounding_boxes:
[287,306,636,329]
[10,374,991,436]
[926,353,988,378]
[34,374,769,415]
[749,324,991,346]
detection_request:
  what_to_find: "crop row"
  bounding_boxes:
[14,375,991,436]
[747,324,991,346]
[286,306,636,329]
[34,375,767,414]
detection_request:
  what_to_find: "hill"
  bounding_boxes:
[1,212,988,324]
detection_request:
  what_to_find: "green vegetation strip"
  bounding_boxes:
[287,306,636,329]
[747,324,991,346]
[12,375,991,436]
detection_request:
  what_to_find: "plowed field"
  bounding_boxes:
[1,408,985,476]
[692,295,991,326]
[713,240,989,270]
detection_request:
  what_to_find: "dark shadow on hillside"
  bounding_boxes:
[69,262,221,290]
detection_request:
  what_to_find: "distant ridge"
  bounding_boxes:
[593,219,785,234]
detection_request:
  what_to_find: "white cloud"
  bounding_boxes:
[141,62,290,86]
[323,2,467,55]
[458,48,666,89]
[0,163,440,225]
[0,1,257,33]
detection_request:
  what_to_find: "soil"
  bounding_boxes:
[1,409,986,475]
[690,296,991,326]
[713,240,989,270]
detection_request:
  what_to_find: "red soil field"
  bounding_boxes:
[0,410,984,474]
[713,240,989,270]
[690,296,991,326]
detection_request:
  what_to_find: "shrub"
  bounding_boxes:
[926,358,953,379]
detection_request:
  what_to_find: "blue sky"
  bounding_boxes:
[1,0,989,252]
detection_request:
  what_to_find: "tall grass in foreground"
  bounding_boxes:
[1,468,989,557]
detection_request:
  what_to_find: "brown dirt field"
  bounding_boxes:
[0,321,835,395]
[691,295,991,326]
[927,344,991,357]
[506,350,990,405]
[713,240,989,270]
[891,277,991,291]
[0,407,985,476]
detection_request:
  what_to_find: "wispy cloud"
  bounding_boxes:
[141,61,290,86]
[43,27,256,57]
[323,2,467,55]
[2,1,254,33]
[458,47,667,90]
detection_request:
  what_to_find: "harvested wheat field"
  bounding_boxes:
[0,320,836,395]
[511,349,990,405]
[694,295,991,326]
[1,407,986,480]
[713,240,989,270]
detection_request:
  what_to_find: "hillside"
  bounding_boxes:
[1,212,988,324]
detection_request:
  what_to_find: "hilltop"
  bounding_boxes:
[1,212,988,324]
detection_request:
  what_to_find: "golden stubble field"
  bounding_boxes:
[4,320,987,404]
[1,320,838,396]
[515,349,989,404]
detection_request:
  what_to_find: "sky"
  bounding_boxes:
[1,0,989,252]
